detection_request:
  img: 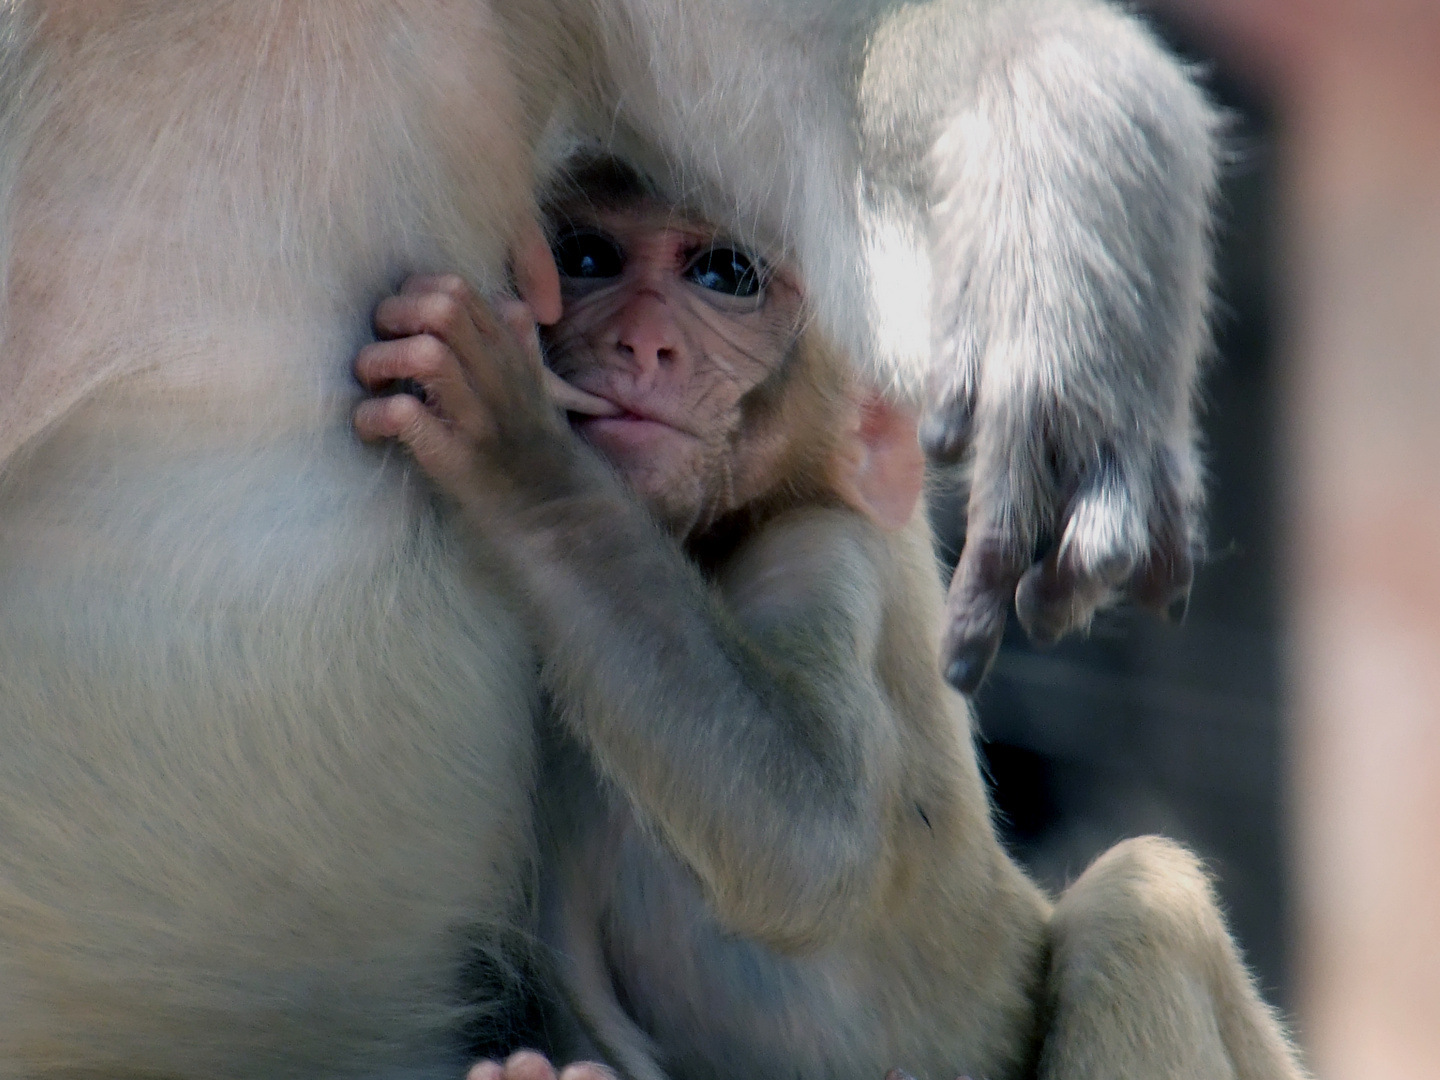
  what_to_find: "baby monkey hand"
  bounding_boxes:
[353,274,617,493]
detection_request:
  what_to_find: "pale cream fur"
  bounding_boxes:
[537,511,1052,1080]
[0,3,545,1075]
[520,412,1306,1080]
[0,1,1269,1077]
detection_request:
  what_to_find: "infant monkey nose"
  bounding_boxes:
[613,292,682,372]
[623,342,676,367]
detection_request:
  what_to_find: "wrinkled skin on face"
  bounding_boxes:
[541,200,805,538]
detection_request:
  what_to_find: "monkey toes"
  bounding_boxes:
[468,1052,616,1080]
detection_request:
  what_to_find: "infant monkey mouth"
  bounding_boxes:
[570,410,689,451]
[572,410,665,429]
[557,383,656,427]
[545,369,625,422]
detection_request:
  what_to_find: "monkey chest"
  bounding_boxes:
[583,804,873,1080]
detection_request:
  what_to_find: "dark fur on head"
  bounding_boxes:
[541,154,659,235]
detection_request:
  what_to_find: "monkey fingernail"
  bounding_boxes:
[1014,586,1074,648]
[943,634,1002,695]
[944,657,973,692]
[946,651,996,696]
[918,408,973,464]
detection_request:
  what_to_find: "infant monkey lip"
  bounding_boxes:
[572,409,675,432]
[571,399,683,432]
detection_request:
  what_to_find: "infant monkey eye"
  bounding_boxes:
[553,229,625,280]
[685,245,766,298]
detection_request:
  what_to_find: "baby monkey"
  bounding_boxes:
[353,164,1306,1080]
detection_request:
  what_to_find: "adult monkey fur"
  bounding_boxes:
[0,1,1220,1078]
[350,183,1309,1080]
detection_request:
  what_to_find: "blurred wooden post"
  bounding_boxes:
[1149,4,1440,1076]
[1286,26,1440,1080]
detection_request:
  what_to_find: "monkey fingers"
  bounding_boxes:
[354,332,494,437]
[1014,551,1113,649]
[395,276,556,405]
[352,390,474,490]
[1134,543,1195,625]
[941,529,1028,695]
[945,445,1198,690]
[1042,449,1198,633]
[918,366,977,466]
[479,295,624,420]
[543,368,623,417]
[1126,462,1197,625]
[1032,449,1196,638]
[1013,455,1147,646]
[373,285,558,444]
[394,273,533,360]
[483,293,622,419]
[396,273,538,365]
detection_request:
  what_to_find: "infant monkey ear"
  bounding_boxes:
[834,392,925,531]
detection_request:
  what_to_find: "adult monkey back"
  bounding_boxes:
[0,2,1218,1078]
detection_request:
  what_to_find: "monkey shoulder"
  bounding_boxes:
[713,505,895,637]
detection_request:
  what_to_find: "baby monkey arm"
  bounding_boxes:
[355,276,902,952]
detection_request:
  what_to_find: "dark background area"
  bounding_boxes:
[929,16,1292,1008]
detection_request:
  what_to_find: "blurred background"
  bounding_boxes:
[930,4,1440,1078]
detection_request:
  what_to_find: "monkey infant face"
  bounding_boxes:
[541,201,804,537]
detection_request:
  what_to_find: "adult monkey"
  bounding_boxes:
[0,2,1215,1078]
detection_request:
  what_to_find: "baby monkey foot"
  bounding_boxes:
[468,1051,616,1080]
